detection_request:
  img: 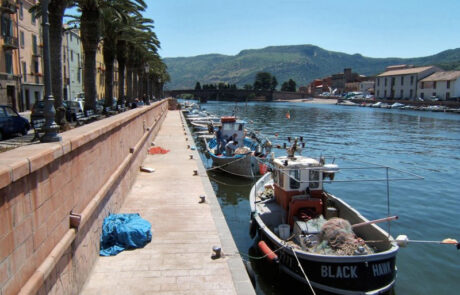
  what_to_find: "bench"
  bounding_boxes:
[116,105,126,112]
[31,118,46,141]
[104,107,117,116]
[75,111,94,126]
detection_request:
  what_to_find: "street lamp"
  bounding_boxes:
[144,64,150,105]
[40,0,61,142]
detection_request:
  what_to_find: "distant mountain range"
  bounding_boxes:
[163,45,460,90]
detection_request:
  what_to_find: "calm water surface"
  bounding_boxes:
[192,101,460,295]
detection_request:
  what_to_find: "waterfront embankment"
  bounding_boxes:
[81,110,254,294]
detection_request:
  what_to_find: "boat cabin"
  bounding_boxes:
[220,116,246,148]
[272,156,338,226]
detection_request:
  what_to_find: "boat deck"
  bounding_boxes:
[80,110,254,295]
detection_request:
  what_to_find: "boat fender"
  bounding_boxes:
[258,241,279,262]
[249,218,258,239]
[243,260,256,288]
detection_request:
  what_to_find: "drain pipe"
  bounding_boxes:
[18,108,167,295]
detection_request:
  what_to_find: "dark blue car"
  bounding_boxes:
[0,105,30,140]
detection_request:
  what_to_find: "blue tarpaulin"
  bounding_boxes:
[100,213,152,256]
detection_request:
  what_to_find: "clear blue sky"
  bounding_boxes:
[144,0,459,59]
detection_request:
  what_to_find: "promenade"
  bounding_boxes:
[80,110,254,295]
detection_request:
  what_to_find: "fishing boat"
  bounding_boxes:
[249,140,400,294]
[203,116,271,178]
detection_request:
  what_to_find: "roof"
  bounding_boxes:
[377,66,435,77]
[421,71,460,82]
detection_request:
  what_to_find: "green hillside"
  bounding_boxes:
[163,45,460,90]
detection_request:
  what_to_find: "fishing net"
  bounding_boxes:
[148,146,170,154]
[314,217,373,255]
[235,147,251,154]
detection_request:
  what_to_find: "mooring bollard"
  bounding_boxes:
[189,155,193,159]
[193,170,198,175]
[212,246,222,259]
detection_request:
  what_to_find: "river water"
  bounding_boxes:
[190,101,460,295]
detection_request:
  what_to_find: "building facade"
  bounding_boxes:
[418,71,460,100]
[0,0,21,109]
[63,27,83,100]
[375,65,440,100]
[17,0,44,111]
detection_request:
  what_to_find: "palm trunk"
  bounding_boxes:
[48,1,67,125]
[103,46,114,107]
[116,40,126,104]
[80,8,100,111]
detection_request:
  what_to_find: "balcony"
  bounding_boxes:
[2,35,18,50]
[0,0,16,14]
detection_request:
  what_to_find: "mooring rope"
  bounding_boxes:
[290,247,317,295]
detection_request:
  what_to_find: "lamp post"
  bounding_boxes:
[40,0,61,142]
[144,64,150,105]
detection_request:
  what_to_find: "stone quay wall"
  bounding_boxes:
[0,100,169,295]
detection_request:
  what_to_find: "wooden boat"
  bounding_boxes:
[203,116,270,178]
[249,141,399,294]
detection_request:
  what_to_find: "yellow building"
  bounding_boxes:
[96,42,104,100]
[0,0,21,109]
[17,0,44,111]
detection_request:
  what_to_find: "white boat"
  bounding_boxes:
[249,142,407,294]
[390,102,405,109]
[203,116,271,178]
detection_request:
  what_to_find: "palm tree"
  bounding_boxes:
[75,0,146,110]
[30,1,75,126]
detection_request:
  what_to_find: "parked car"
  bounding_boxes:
[63,100,84,121]
[0,105,30,140]
[30,100,46,121]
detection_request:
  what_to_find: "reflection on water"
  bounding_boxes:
[193,101,460,295]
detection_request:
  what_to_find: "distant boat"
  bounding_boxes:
[390,102,405,109]
[202,116,270,178]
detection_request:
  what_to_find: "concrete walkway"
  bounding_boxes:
[81,110,254,295]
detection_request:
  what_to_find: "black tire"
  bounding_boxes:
[0,130,4,141]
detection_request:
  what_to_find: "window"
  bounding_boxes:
[447,81,450,89]
[401,76,404,85]
[410,89,413,98]
[421,93,424,99]
[309,170,320,189]
[446,92,450,99]
[70,34,73,42]
[31,11,36,25]
[1,15,13,37]
[22,62,27,82]
[34,60,39,73]
[400,90,403,98]
[433,81,437,89]
[377,78,380,86]
[20,31,24,48]
[385,78,387,86]
[384,90,387,97]
[289,170,300,189]
[410,76,414,85]
[19,2,24,19]
[5,52,13,74]
[421,82,424,89]
[377,90,379,97]
[71,50,74,62]
[32,34,38,55]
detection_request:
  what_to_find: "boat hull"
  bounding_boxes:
[250,173,398,294]
[210,152,259,178]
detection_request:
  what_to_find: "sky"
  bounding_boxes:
[144,0,459,59]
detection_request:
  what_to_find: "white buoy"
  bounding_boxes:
[396,235,409,247]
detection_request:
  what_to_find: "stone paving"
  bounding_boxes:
[80,110,254,295]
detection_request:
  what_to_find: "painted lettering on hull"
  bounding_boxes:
[321,265,358,279]
[372,262,392,277]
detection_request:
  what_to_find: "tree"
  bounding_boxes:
[243,84,253,90]
[75,0,147,110]
[281,79,297,92]
[194,82,201,90]
[271,76,278,91]
[253,72,273,91]
[31,0,74,126]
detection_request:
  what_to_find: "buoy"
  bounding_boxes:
[258,241,278,262]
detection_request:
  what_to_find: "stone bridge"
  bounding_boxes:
[165,89,309,102]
